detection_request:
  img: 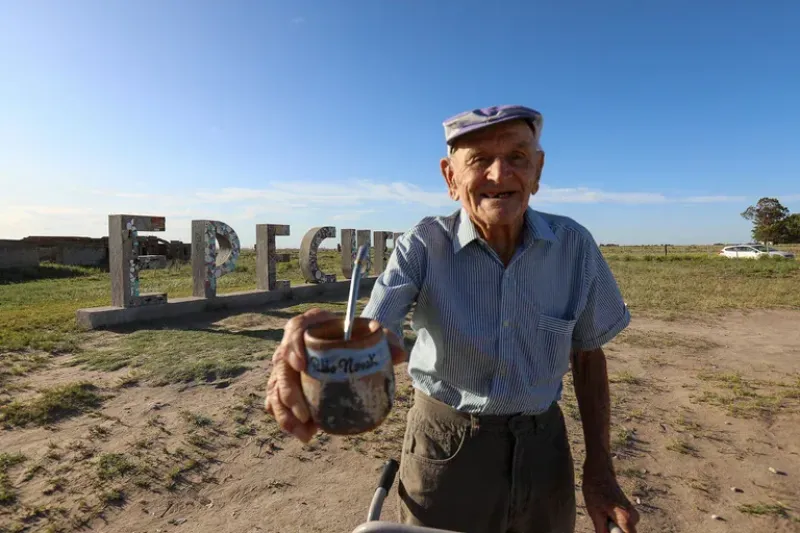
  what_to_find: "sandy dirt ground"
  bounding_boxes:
[1,309,799,533]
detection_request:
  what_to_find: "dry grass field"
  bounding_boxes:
[1,248,799,533]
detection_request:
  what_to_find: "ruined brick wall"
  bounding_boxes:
[1,235,190,269]
[0,240,40,269]
[24,236,109,267]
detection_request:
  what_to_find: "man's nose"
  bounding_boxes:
[485,157,513,182]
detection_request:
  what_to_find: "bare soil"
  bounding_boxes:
[1,309,799,533]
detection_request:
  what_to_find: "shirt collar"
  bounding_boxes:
[453,206,557,254]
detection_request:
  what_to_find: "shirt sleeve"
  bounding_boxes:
[572,234,630,351]
[360,231,424,340]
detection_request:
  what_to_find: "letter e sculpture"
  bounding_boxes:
[109,214,168,307]
[256,224,291,291]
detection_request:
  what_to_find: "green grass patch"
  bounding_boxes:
[73,329,274,385]
[0,453,26,471]
[181,411,213,427]
[234,424,257,438]
[608,255,800,316]
[166,459,200,489]
[611,427,636,451]
[0,472,16,506]
[612,329,721,352]
[0,452,26,506]
[694,372,798,418]
[96,453,137,480]
[609,371,643,385]
[737,502,790,517]
[0,382,106,427]
[100,488,126,506]
[665,437,699,456]
[0,352,52,388]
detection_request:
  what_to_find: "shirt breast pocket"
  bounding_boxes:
[536,314,577,378]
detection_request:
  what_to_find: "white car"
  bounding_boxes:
[719,244,795,259]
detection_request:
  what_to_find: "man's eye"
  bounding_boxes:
[508,153,529,166]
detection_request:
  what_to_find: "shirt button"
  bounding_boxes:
[503,320,510,327]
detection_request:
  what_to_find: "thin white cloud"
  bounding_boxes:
[192,181,453,208]
[88,189,152,199]
[195,186,361,206]
[682,195,747,203]
[536,186,667,205]
[352,180,452,208]
[291,16,306,24]
[331,209,377,222]
[10,205,99,216]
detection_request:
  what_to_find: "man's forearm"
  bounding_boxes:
[571,347,612,471]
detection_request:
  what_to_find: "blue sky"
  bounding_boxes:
[1,1,799,247]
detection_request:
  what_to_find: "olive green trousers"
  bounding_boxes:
[397,390,576,533]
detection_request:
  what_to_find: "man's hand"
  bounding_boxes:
[264,307,408,443]
[582,461,639,533]
[570,347,639,532]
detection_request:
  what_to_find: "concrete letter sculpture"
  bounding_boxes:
[108,214,168,307]
[372,231,394,275]
[299,226,337,284]
[192,220,241,298]
[256,224,291,291]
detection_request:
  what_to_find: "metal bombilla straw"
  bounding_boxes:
[343,245,369,341]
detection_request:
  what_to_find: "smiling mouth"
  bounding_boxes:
[481,192,515,199]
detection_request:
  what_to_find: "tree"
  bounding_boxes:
[777,213,800,243]
[741,197,790,243]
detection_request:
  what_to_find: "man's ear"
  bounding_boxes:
[440,157,459,200]
[531,151,545,196]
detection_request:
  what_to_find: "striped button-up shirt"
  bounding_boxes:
[361,206,630,415]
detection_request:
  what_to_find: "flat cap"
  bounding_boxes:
[443,105,543,146]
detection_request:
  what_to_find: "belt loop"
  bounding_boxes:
[470,414,479,436]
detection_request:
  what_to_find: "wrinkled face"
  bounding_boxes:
[440,120,544,231]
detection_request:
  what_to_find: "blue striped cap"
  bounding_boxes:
[443,105,543,146]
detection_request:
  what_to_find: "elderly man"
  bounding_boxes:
[266,105,639,533]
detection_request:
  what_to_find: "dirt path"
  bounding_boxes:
[1,310,799,533]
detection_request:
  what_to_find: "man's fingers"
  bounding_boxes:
[269,393,305,439]
[285,308,336,372]
[266,365,315,440]
[270,389,318,443]
[264,370,279,415]
[276,362,311,424]
[282,307,336,340]
[264,395,274,416]
[265,349,317,442]
[292,419,319,443]
[587,505,637,533]
[612,506,639,533]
